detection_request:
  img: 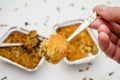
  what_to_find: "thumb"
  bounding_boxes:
[94,5,120,24]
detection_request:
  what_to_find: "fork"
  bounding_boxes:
[67,12,97,41]
[0,43,22,47]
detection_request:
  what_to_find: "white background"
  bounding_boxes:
[0,0,120,80]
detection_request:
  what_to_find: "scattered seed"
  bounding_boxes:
[43,23,47,27]
[0,8,2,11]
[14,8,18,11]
[1,76,7,80]
[88,62,93,65]
[56,7,61,12]
[0,24,8,27]
[24,2,28,7]
[69,3,75,7]
[89,77,94,80]
[86,66,90,70]
[78,69,84,72]
[106,2,111,5]
[81,6,86,10]
[109,72,114,76]
[43,0,47,2]
[24,22,29,26]
[82,77,87,80]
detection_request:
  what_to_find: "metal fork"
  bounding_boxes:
[0,43,22,47]
[67,12,97,41]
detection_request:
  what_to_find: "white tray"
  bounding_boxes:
[0,27,44,71]
[53,19,101,65]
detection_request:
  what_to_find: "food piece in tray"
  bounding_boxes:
[4,30,39,51]
[0,30,42,69]
[40,34,68,64]
[56,23,98,61]
[22,30,39,51]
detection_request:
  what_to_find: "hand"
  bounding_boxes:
[89,5,120,63]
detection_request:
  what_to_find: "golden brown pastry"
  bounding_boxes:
[40,34,68,64]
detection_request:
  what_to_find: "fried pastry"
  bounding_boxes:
[40,34,68,64]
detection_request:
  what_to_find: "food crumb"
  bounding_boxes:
[82,77,87,80]
[43,23,47,27]
[14,8,18,11]
[109,72,114,76]
[43,0,47,2]
[56,7,61,12]
[89,77,94,80]
[78,69,84,72]
[86,66,90,70]
[0,24,8,27]
[81,6,86,10]
[24,22,29,26]
[106,2,111,5]
[69,3,75,7]
[88,62,93,65]
[0,8,2,11]
[24,2,28,7]
[1,76,7,80]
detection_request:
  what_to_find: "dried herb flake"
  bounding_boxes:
[14,8,18,11]
[82,77,87,80]
[0,8,2,11]
[109,72,114,76]
[78,69,84,72]
[69,3,75,7]
[86,66,90,70]
[1,76,7,80]
[81,7,86,10]
[56,7,61,12]
[89,77,94,80]
[25,22,29,26]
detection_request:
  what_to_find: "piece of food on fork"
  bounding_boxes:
[40,34,69,64]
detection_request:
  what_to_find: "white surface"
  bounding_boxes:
[0,0,120,80]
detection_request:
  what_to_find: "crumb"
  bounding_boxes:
[89,77,94,80]
[69,3,75,6]
[14,8,18,11]
[56,7,61,12]
[109,72,114,76]
[82,77,87,80]
[81,7,86,10]
[78,69,84,72]
[0,8,2,11]
[43,23,47,27]
[24,22,29,26]
[43,0,47,2]
[1,76,7,80]
[0,24,8,27]
[24,2,28,7]
[86,66,90,70]
[106,2,111,5]
[88,63,93,65]
[47,16,50,19]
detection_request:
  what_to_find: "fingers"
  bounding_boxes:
[94,5,120,24]
[98,25,120,63]
[90,18,106,29]
[98,32,116,58]
[98,24,118,44]
[106,22,120,37]
[98,32,110,51]
[112,43,120,63]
